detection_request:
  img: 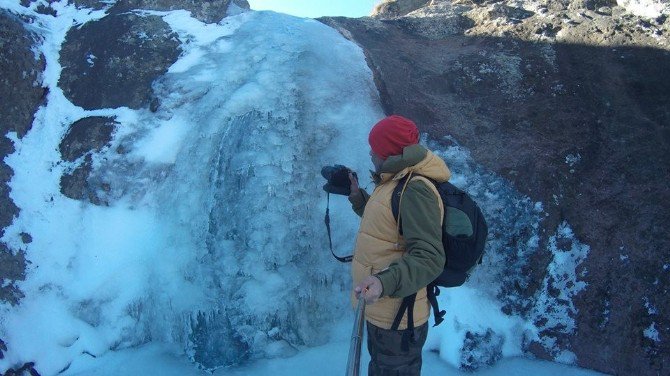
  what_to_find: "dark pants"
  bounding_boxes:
[366,321,429,376]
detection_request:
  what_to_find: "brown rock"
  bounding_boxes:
[59,117,116,162]
[372,0,432,19]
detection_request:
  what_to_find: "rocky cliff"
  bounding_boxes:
[322,0,669,374]
[0,8,44,306]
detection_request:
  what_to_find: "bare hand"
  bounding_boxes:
[348,172,361,200]
[354,275,383,304]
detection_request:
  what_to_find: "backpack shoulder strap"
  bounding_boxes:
[409,175,444,222]
[390,293,417,351]
[391,173,444,234]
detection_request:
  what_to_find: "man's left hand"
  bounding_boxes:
[354,275,383,304]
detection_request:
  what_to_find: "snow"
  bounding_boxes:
[565,153,581,167]
[62,321,603,376]
[130,114,192,163]
[530,222,590,363]
[426,287,531,366]
[1,1,605,375]
[644,322,661,342]
[644,297,658,315]
[86,53,96,66]
[617,0,670,19]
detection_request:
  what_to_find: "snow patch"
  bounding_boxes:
[617,0,669,19]
[644,297,658,315]
[530,222,590,364]
[565,153,581,168]
[644,322,661,342]
[86,53,96,66]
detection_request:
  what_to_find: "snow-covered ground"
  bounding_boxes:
[0,1,604,375]
[617,0,670,19]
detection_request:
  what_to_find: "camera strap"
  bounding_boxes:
[325,193,353,263]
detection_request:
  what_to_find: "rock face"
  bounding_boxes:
[59,13,181,110]
[372,0,432,18]
[322,1,669,374]
[59,117,118,205]
[28,0,250,22]
[0,9,45,305]
[104,0,249,24]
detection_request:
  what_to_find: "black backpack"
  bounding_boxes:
[390,174,488,338]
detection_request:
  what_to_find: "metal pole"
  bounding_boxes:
[346,297,366,376]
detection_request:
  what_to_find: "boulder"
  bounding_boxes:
[58,12,181,110]
[59,117,117,205]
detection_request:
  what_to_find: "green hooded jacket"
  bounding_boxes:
[349,144,448,298]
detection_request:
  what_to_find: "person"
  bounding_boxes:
[347,115,450,375]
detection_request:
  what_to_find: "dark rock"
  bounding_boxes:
[71,0,109,11]
[392,12,474,39]
[35,3,57,16]
[0,243,26,306]
[107,0,249,24]
[150,96,160,112]
[0,140,18,239]
[60,155,108,206]
[20,232,32,244]
[58,117,117,206]
[2,361,41,376]
[48,0,246,22]
[459,329,504,371]
[0,10,45,306]
[59,117,117,162]
[0,10,45,139]
[321,2,670,373]
[568,0,616,12]
[59,12,181,110]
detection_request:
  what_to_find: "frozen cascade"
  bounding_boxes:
[95,10,384,369]
[0,6,381,373]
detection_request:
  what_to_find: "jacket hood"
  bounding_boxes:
[373,144,451,184]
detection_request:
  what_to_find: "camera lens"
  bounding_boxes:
[321,166,336,181]
[321,165,352,195]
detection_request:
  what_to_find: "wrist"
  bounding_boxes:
[372,274,387,298]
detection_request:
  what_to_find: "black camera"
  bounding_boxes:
[321,165,357,196]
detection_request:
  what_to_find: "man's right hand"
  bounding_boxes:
[348,172,361,201]
[354,275,383,305]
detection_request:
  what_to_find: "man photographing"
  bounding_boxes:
[347,115,451,375]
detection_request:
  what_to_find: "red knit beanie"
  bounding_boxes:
[368,115,420,160]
